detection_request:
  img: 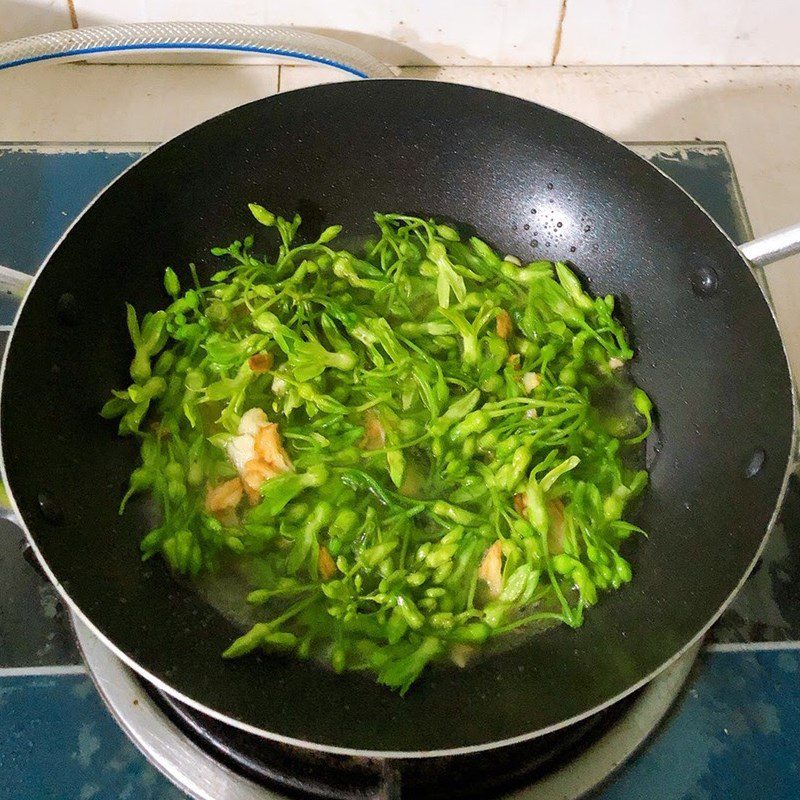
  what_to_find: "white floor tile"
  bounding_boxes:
[0,63,279,142]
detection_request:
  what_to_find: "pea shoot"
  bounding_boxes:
[104,207,651,694]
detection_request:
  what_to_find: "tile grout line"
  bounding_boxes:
[0,664,86,677]
[67,0,78,30]
[705,640,800,653]
[550,0,568,66]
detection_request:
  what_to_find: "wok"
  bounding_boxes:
[0,31,798,757]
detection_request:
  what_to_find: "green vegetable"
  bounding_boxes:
[164,267,181,298]
[247,465,328,521]
[289,340,358,382]
[108,208,651,694]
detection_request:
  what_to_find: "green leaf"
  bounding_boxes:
[286,524,316,574]
[436,224,460,241]
[361,540,398,568]
[500,564,532,603]
[100,396,129,419]
[140,310,168,353]
[248,203,276,227]
[289,340,358,382]
[318,224,342,244]
[164,267,180,298]
[252,474,309,519]
[248,467,328,521]
[376,637,443,695]
[387,449,406,489]
[222,623,272,658]
[125,303,141,345]
[540,456,580,493]
[555,262,593,311]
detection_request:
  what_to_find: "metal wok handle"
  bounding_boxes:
[739,223,800,268]
[0,265,33,300]
[0,266,31,523]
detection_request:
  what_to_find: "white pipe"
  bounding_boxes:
[0,22,394,79]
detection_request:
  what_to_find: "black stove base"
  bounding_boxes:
[150,685,638,800]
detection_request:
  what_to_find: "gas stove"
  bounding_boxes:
[1,141,799,800]
[72,613,697,800]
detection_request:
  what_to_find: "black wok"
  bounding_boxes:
[0,78,795,756]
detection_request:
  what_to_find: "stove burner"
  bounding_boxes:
[74,612,699,800]
[150,685,637,800]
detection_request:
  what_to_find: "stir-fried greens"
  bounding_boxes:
[104,207,652,693]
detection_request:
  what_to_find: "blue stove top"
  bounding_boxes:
[0,142,798,800]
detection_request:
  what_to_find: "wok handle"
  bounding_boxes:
[0,265,33,300]
[0,484,42,577]
[738,223,800,268]
[0,266,31,525]
[0,484,19,524]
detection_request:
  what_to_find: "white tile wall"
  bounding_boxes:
[70,0,564,66]
[557,0,799,65]
[0,0,72,41]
